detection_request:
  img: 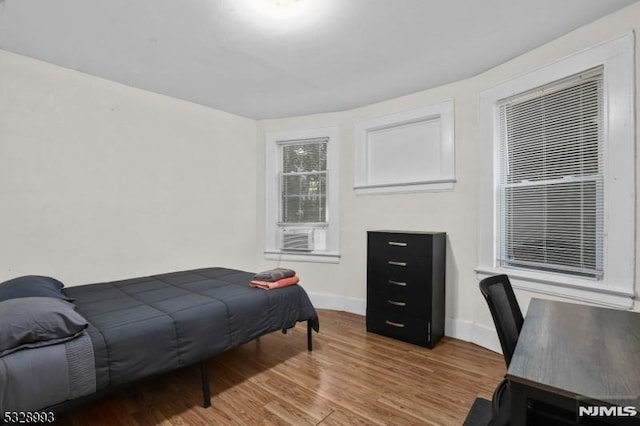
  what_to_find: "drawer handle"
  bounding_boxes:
[388,280,407,287]
[385,320,405,328]
[387,300,407,307]
[388,241,408,247]
[388,261,407,267]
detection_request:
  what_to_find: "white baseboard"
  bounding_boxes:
[308,292,502,354]
[308,292,366,316]
[445,317,502,354]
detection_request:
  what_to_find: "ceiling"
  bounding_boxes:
[0,0,637,119]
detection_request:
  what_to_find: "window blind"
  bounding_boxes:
[497,66,604,278]
[279,138,328,224]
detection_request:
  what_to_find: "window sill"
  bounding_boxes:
[264,251,341,264]
[475,266,634,309]
[354,178,455,195]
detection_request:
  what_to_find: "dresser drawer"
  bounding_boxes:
[366,309,434,348]
[368,257,432,286]
[367,283,430,318]
[368,275,430,298]
[368,232,433,259]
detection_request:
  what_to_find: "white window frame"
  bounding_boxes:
[265,127,340,263]
[477,33,635,308]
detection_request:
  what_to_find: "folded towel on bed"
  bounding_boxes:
[253,268,296,282]
[250,276,299,290]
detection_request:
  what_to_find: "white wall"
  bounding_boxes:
[256,2,640,352]
[0,51,258,286]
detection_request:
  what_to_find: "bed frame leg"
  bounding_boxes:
[200,361,211,408]
[307,320,313,351]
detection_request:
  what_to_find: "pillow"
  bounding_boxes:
[0,297,88,357]
[0,275,73,302]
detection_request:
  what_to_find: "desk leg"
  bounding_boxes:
[510,381,528,425]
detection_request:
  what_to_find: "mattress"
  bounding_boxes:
[0,332,95,413]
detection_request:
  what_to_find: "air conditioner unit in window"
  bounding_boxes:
[280,229,314,251]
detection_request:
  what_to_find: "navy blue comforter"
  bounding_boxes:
[63,267,319,390]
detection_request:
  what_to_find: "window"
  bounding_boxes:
[281,139,327,224]
[478,33,635,308]
[497,67,603,279]
[265,127,339,263]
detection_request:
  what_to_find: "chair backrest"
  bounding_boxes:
[479,274,524,367]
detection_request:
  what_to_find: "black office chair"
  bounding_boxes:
[479,274,524,426]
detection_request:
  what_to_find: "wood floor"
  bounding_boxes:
[55,310,505,425]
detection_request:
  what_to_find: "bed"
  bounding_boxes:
[0,267,319,415]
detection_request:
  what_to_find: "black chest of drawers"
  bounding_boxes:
[366,231,446,348]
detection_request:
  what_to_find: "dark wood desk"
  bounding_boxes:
[507,298,640,425]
